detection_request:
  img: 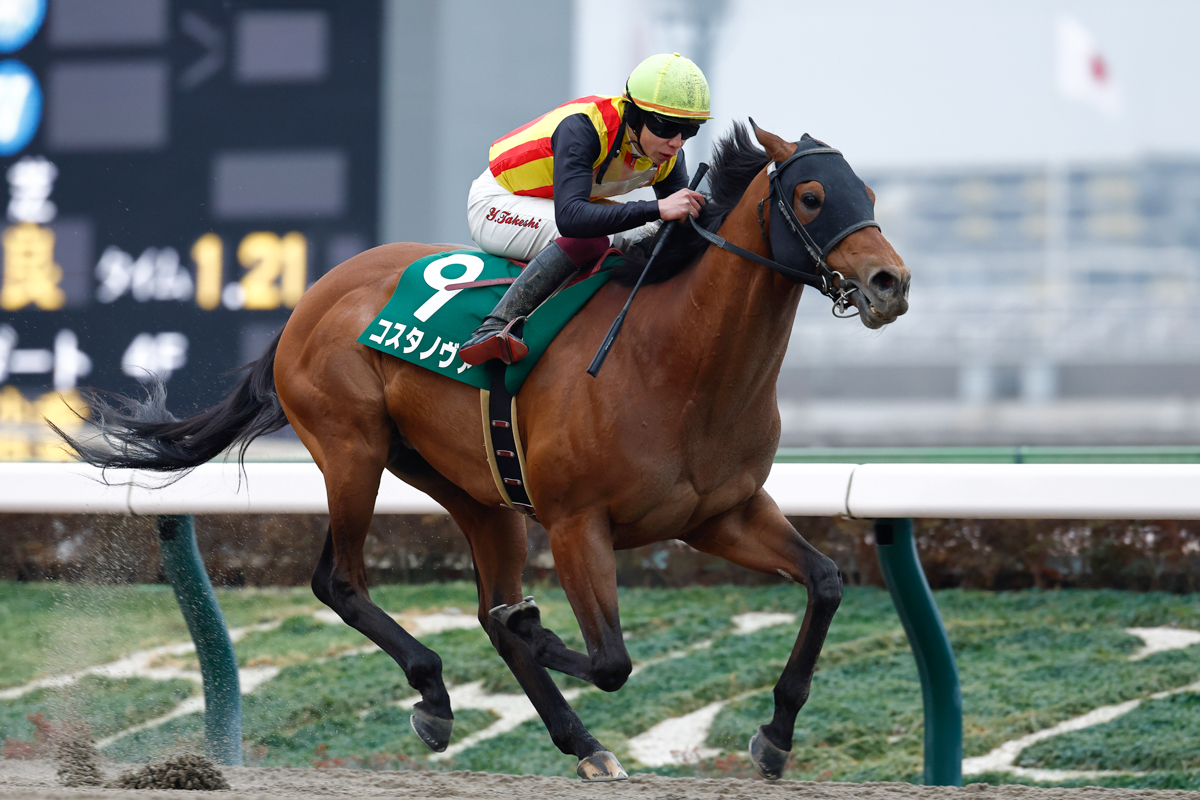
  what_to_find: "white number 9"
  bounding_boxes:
[413,254,486,322]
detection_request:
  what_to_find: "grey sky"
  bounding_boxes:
[575,0,1200,170]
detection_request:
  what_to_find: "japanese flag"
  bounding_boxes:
[1056,14,1121,118]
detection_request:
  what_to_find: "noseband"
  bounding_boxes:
[690,136,880,317]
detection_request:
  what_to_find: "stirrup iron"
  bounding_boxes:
[461,316,529,365]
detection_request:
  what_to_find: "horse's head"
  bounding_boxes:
[753,125,910,329]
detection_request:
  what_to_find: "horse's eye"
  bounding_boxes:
[801,192,821,210]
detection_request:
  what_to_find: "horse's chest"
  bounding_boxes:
[610,459,764,547]
[610,408,774,524]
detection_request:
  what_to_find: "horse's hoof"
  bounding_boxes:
[749,726,790,780]
[576,750,628,781]
[410,706,453,752]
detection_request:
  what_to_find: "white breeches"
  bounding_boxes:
[466,169,661,261]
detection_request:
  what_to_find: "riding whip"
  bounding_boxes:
[587,162,709,378]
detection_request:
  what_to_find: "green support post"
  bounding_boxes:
[157,515,243,766]
[874,518,962,786]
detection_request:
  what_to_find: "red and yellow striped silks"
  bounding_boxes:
[488,95,678,198]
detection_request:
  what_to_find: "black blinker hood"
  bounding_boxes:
[766,135,879,281]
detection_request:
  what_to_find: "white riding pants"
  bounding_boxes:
[466,169,660,261]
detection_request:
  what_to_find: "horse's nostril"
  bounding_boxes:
[870,271,896,294]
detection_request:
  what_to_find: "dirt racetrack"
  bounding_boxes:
[4,760,1200,800]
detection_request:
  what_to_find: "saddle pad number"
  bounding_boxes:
[414,254,485,322]
[358,247,613,393]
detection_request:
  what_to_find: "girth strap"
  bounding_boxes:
[480,362,537,519]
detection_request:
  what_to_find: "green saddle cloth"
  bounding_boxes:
[357,249,615,393]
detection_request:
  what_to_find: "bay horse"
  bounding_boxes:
[57,123,909,780]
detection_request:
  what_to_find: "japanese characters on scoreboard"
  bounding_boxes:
[0,1,380,459]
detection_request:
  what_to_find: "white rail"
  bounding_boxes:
[2,461,1200,518]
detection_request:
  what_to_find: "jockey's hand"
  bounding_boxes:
[657,188,706,222]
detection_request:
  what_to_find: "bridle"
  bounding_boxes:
[689,137,880,318]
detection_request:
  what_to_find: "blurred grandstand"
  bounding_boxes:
[779,158,1200,445]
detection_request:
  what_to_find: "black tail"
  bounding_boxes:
[51,331,290,473]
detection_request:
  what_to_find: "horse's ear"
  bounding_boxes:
[751,120,796,163]
[801,132,831,147]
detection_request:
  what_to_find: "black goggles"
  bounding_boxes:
[641,111,703,141]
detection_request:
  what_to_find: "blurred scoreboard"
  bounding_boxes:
[0,0,380,448]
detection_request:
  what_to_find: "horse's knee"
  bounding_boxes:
[591,650,632,692]
[808,555,843,608]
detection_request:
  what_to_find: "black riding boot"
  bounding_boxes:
[459,241,580,365]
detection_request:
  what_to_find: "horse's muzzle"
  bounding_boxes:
[850,266,909,328]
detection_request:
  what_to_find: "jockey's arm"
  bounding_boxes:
[550,114,688,239]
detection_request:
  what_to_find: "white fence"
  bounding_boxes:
[3,461,1200,519]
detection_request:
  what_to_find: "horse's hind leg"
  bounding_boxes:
[310,450,453,751]
[684,489,843,780]
[430,490,625,780]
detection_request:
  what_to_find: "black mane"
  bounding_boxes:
[610,122,770,286]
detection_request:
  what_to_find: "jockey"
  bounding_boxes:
[459,52,710,365]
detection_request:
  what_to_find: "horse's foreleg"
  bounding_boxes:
[437,495,623,780]
[312,458,453,751]
[542,512,632,693]
[488,597,594,681]
[685,489,843,780]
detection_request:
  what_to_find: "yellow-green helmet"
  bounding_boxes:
[625,52,711,120]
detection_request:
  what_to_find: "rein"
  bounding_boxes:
[689,140,879,318]
[688,214,858,316]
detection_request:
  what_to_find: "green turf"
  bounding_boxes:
[0,675,195,742]
[0,582,322,688]
[1018,689,1200,772]
[232,614,371,668]
[100,651,499,767]
[699,589,1200,782]
[6,582,1200,787]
